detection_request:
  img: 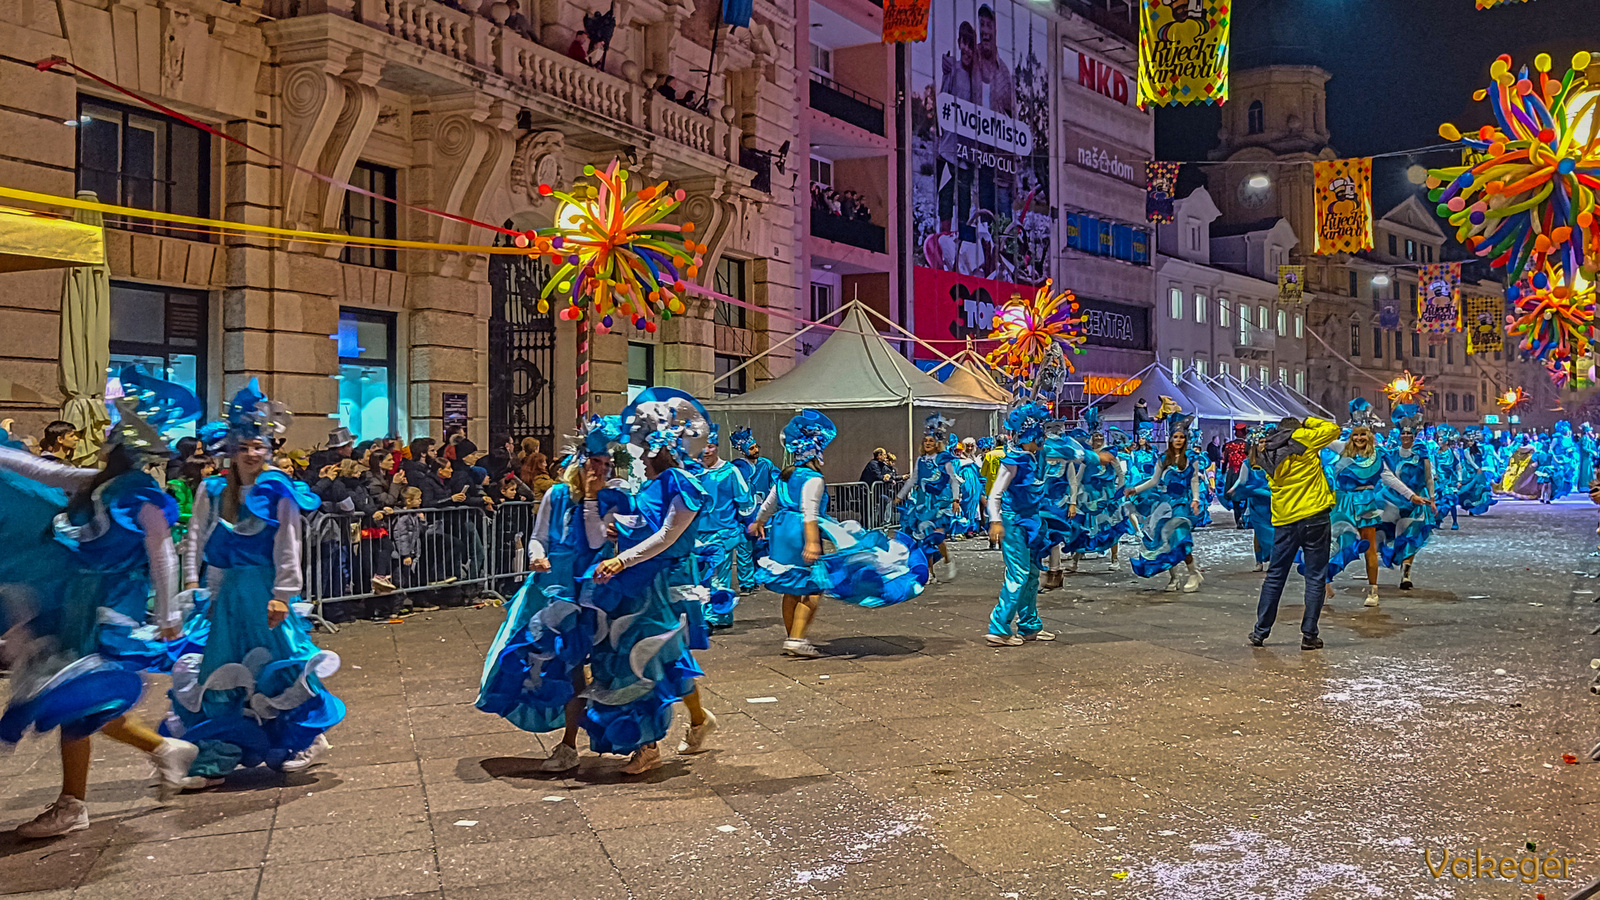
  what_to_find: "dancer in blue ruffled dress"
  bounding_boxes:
[729,427,777,594]
[1125,414,1205,593]
[1457,427,1497,516]
[1125,428,1158,486]
[1377,404,1439,592]
[693,424,753,629]
[1432,426,1464,531]
[1228,428,1275,572]
[0,401,201,838]
[984,402,1054,646]
[1067,417,1130,576]
[751,411,924,659]
[956,437,985,538]
[896,414,962,582]
[588,387,719,773]
[168,381,341,785]
[1551,422,1580,500]
[476,417,619,773]
[1325,401,1431,609]
[1579,424,1597,494]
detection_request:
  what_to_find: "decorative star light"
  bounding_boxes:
[1496,386,1528,412]
[518,159,705,334]
[1384,370,1428,405]
[983,279,1085,379]
[1428,52,1600,286]
[1506,262,1598,364]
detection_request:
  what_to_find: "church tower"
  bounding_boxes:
[1208,66,1336,247]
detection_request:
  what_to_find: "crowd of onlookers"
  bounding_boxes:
[15,418,564,621]
[811,183,873,222]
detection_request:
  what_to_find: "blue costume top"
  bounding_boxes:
[731,455,778,502]
[898,452,958,551]
[696,461,752,540]
[1379,447,1435,566]
[196,471,318,571]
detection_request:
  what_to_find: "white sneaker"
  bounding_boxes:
[1364,586,1380,608]
[16,794,89,839]
[280,734,331,773]
[1105,558,1120,573]
[620,744,661,775]
[539,742,580,772]
[782,638,823,658]
[1164,570,1180,592]
[1182,571,1203,593]
[985,633,1024,647]
[179,775,226,791]
[150,737,200,801]
[1252,562,1264,572]
[1021,630,1056,642]
[1064,557,1079,574]
[940,559,957,582]
[677,711,718,754]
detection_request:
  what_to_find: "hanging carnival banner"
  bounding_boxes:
[1136,0,1230,109]
[881,0,931,43]
[1416,262,1462,333]
[1313,158,1373,254]
[1464,295,1504,353]
[1145,161,1181,223]
[1475,0,1534,8]
[1277,264,1305,305]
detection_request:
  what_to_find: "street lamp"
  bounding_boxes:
[1247,174,1270,190]
[1372,273,1392,288]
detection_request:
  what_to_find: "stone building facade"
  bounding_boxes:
[0,0,799,450]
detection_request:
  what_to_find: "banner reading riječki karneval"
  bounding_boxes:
[1417,263,1462,333]
[1136,0,1230,109]
[882,0,931,43]
[1313,158,1373,254]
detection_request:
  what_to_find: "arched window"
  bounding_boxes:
[1247,100,1265,135]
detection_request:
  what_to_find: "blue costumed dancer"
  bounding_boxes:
[476,416,621,773]
[1126,427,1158,486]
[984,401,1054,646]
[751,411,924,659]
[1377,404,1439,590]
[957,437,985,538]
[1432,426,1463,530]
[1325,400,1430,608]
[1579,424,1597,495]
[1457,427,1497,516]
[897,413,962,582]
[1229,427,1275,571]
[693,424,753,629]
[1125,412,1205,593]
[729,426,777,593]
[1551,422,1579,500]
[586,387,718,774]
[168,381,341,785]
[0,399,202,838]
[1069,414,1131,575]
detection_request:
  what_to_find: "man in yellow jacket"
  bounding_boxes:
[1248,415,1341,651]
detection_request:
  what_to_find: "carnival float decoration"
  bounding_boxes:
[983,279,1086,380]
[1497,385,1529,413]
[1384,370,1428,406]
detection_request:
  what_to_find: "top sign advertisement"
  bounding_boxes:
[1063,45,1133,107]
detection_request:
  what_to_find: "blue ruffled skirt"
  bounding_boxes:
[164,564,344,777]
[583,566,703,756]
[1327,487,1383,577]
[758,511,925,607]
[1457,472,1495,515]
[1128,498,1195,578]
[476,568,596,735]
[1377,488,1435,567]
[896,491,953,552]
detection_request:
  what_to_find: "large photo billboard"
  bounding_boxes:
[910,0,1052,296]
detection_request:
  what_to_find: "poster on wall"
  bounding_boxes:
[882,0,931,43]
[911,267,1037,359]
[909,0,1053,292]
[1464,295,1504,353]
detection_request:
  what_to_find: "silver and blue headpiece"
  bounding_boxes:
[924,412,952,441]
[975,436,995,452]
[782,410,836,464]
[1391,403,1423,432]
[621,387,710,458]
[198,378,292,454]
[106,365,202,463]
[1004,401,1050,445]
[1347,398,1380,429]
[730,426,756,453]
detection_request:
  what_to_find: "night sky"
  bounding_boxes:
[1155,0,1595,165]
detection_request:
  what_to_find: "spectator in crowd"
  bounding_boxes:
[168,455,215,544]
[657,75,679,102]
[503,0,532,37]
[39,420,78,463]
[441,425,478,463]
[567,30,590,62]
[390,487,429,589]
[310,427,356,474]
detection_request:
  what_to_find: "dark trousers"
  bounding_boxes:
[1251,509,1330,641]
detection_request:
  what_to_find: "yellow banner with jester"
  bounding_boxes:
[1416,263,1462,333]
[1313,158,1373,254]
[1277,265,1305,305]
[1464,295,1504,354]
[1136,0,1230,109]
[1475,0,1534,8]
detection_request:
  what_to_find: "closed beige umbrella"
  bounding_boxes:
[58,190,111,464]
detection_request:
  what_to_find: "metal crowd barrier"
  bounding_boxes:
[825,480,902,532]
[299,500,541,630]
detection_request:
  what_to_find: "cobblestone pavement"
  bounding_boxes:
[5,498,1600,899]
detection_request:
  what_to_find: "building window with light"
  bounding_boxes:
[1195,293,1207,324]
[1186,220,1201,252]
[1276,309,1286,337]
[1238,303,1251,345]
[1169,287,1183,320]
[1350,321,1361,356]
[1218,298,1230,328]
[1293,313,1303,339]
[1406,239,1416,261]
[627,341,655,402]
[1219,360,1230,378]
[1247,100,1264,135]
[714,354,746,397]
[77,98,210,237]
[1276,366,1285,384]
[1258,365,1269,384]
[109,283,208,439]
[336,308,397,440]
[1195,357,1208,377]
[1295,369,1305,393]
[1171,357,1182,381]
[342,162,398,270]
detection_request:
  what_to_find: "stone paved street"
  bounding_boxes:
[5,499,1600,899]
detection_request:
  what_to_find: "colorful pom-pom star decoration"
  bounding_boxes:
[1384,370,1427,405]
[515,159,705,334]
[983,279,1086,379]
[1427,52,1600,286]
[1496,386,1528,413]
[1506,262,1598,366]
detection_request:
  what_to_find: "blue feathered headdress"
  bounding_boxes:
[1391,403,1422,430]
[975,436,995,452]
[782,410,836,464]
[199,378,293,454]
[923,412,952,440]
[1081,406,1101,434]
[730,426,756,453]
[1005,401,1050,445]
[1347,397,1379,429]
[621,387,710,458]
[706,423,721,446]
[107,365,202,462]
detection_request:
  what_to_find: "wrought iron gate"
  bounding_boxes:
[488,227,556,452]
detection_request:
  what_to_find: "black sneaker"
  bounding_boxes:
[1247,634,1265,647]
[1301,635,1324,651]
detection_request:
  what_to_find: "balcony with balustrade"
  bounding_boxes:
[1233,322,1276,359]
[265,0,745,177]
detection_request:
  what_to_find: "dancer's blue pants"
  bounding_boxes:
[988,515,1042,637]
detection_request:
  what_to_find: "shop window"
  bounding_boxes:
[109,283,207,438]
[336,308,396,441]
[342,162,398,270]
[77,98,210,236]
